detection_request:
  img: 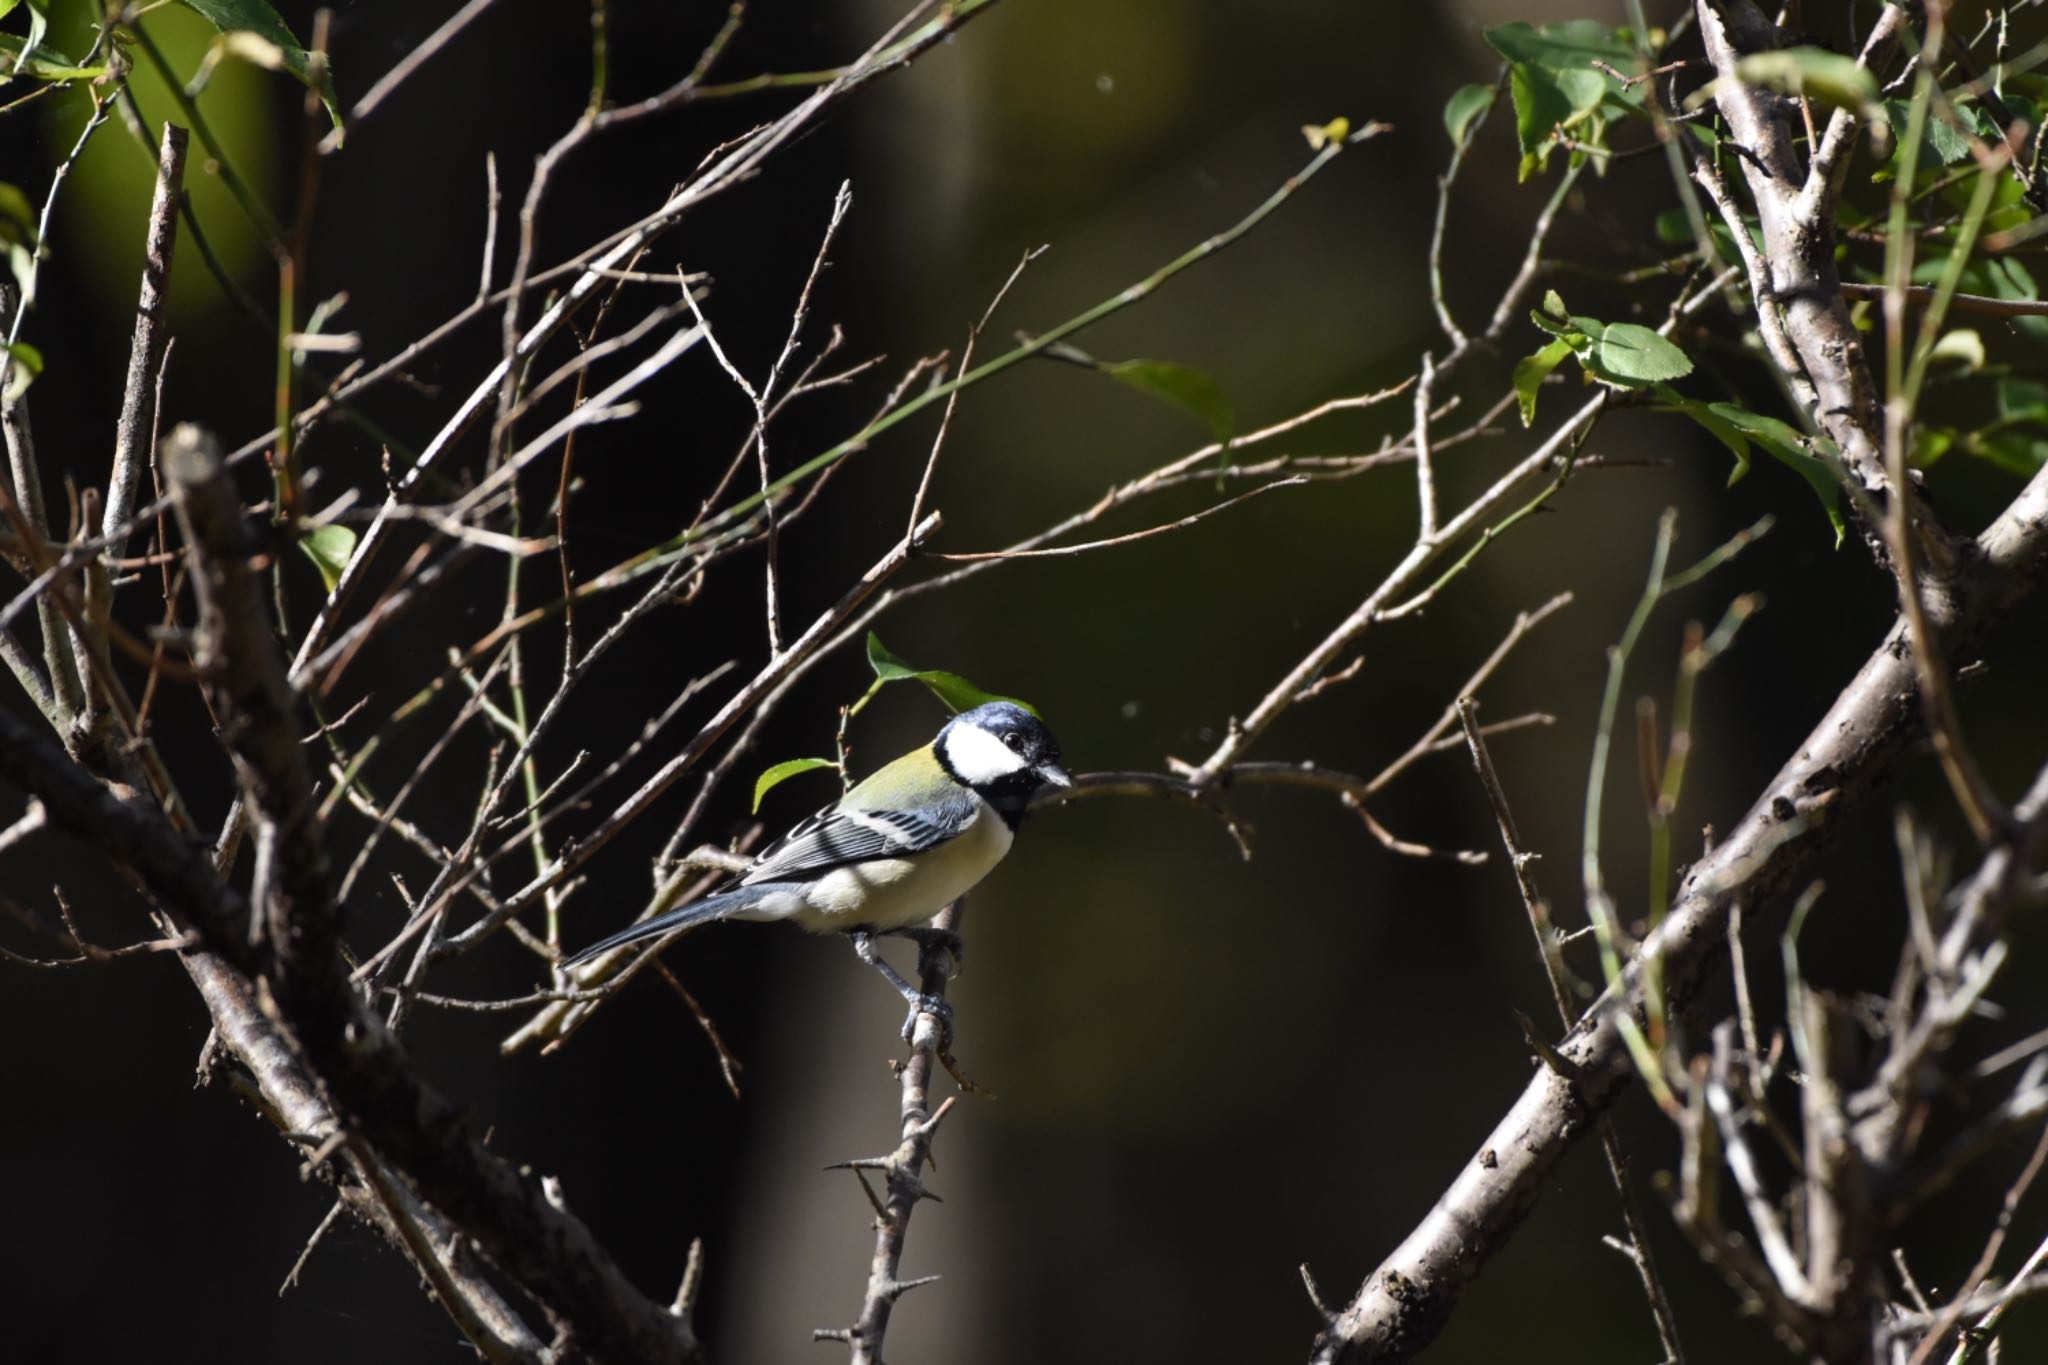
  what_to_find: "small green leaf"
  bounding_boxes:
[0,29,102,82]
[753,757,837,813]
[1887,98,1971,165]
[1444,82,1497,146]
[1664,391,1753,484]
[1553,66,1608,119]
[908,670,1011,715]
[1,340,39,403]
[1529,290,1587,343]
[174,0,341,134]
[1693,401,1844,543]
[1727,48,1877,117]
[1588,322,1693,385]
[1507,63,1577,165]
[1484,20,1633,69]
[1911,426,1956,467]
[0,181,32,245]
[1653,208,1694,245]
[863,632,1036,716]
[1997,376,2048,422]
[10,0,46,69]
[1982,258,2048,341]
[1964,429,2048,475]
[865,631,921,683]
[1997,256,2040,299]
[1100,359,1235,445]
[1513,337,1574,426]
[298,522,357,591]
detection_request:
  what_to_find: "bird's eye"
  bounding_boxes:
[1003,731,1023,750]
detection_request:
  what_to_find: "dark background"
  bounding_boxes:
[4,1,2047,1361]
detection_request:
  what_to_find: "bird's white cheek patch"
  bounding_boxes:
[941,724,1029,786]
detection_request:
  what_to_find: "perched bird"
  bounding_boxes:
[564,700,1070,1038]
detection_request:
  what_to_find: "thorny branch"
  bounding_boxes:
[815,904,968,1365]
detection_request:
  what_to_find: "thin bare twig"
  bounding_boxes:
[1457,699,1687,1365]
[924,477,1305,561]
[104,123,186,564]
[326,0,507,150]
[908,243,1045,536]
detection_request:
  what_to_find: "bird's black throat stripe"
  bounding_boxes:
[980,774,1040,830]
[934,730,1041,830]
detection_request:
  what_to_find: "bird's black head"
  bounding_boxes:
[935,702,1070,823]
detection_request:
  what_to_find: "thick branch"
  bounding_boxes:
[185,951,550,1364]
[164,423,336,996]
[1309,461,2048,1364]
[1694,0,1899,525]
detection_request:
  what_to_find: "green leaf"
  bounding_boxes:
[1587,321,1692,385]
[298,522,356,591]
[1984,258,2048,342]
[865,631,924,684]
[1996,376,2048,423]
[1534,289,1690,389]
[1654,208,1694,245]
[0,30,103,81]
[1529,289,1585,341]
[1444,82,1496,146]
[1480,19,1630,180]
[0,180,32,243]
[864,631,1035,716]
[6,0,47,71]
[1505,62,1607,173]
[1912,426,1956,467]
[1887,98,1971,165]
[752,757,837,813]
[1692,401,1844,543]
[1100,358,1234,445]
[1,339,39,403]
[1513,337,1574,426]
[1484,20,1633,69]
[1997,256,2040,299]
[909,669,1013,715]
[1675,395,1754,485]
[174,0,341,134]
[1964,429,2048,475]
[1553,66,1609,119]
[1729,48,1877,116]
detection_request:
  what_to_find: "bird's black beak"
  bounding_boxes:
[1035,761,1073,789]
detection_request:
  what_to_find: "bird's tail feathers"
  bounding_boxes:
[563,882,803,968]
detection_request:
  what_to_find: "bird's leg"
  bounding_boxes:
[882,924,964,977]
[846,928,954,1047]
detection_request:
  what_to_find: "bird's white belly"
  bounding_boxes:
[780,808,1014,931]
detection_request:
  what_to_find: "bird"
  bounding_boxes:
[563,700,1070,1040]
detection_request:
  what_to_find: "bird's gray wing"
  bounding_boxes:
[742,794,978,884]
